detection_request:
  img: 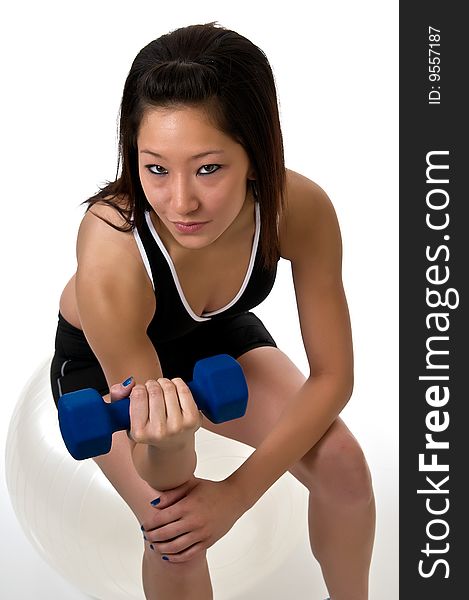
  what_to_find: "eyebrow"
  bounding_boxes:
[140,149,225,160]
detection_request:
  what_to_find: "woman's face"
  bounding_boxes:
[137,105,254,250]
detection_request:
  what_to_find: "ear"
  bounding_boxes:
[247,165,256,180]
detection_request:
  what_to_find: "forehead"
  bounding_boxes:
[136,105,250,164]
[138,105,228,145]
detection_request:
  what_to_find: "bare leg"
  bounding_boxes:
[92,430,213,599]
[142,546,213,600]
[201,348,377,600]
[282,414,376,600]
[306,462,376,600]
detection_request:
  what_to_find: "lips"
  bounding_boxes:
[172,221,209,233]
[174,221,207,225]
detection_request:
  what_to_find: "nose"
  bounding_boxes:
[170,175,199,216]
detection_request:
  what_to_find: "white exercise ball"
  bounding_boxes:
[5,357,308,599]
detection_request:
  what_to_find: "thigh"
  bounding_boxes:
[200,345,362,491]
[50,354,108,406]
[200,344,307,448]
[50,312,109,407]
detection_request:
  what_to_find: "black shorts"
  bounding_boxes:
[50,311,277,407]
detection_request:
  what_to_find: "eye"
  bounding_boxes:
[146,164,168,176]
[198,164,221,175]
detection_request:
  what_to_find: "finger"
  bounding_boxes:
[149,522,189,544]
[156,378,182,425]
[149,478,196,510]
[146,502,182,532]
[171,378,201,424]
[160,542,207,564]
[128,384,149,440]
[145,379,169,436]
[109,376,135,402]
[153,531,198,555]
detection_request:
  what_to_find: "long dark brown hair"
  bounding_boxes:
[83,22,286,270]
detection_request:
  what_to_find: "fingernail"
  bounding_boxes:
[143,534,147,540]
[150,544,154,551]
[122,376,133,386]
[150,498,160,506]
[162,555,169,560]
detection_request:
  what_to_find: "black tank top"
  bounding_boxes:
[132,201,278,343]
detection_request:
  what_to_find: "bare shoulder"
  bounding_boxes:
[279,169,342,262]
[79,194,131,237]
[76,195,155,326]
[77,195,139,263]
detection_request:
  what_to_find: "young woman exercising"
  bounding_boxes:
[50,22,375,600]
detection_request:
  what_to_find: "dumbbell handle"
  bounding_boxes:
[101,377,210,432]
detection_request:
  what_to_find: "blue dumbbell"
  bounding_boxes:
[58,354,248,460]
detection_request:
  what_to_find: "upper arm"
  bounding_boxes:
[75,203,161,391]
[281,172,354,390]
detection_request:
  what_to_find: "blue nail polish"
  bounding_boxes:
[143,534,147,540]
[151,497,160,506]
[140,524,145,531]
[123,377,133,386]
[150,544,154,551]
[162,555,169,560]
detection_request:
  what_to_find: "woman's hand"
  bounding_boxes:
[141,476,246,563]
[130,378,203,449]
[110,377,203,450]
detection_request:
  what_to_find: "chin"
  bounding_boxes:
[173,234,212,250]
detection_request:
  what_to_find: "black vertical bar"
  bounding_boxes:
[400,3,468,598]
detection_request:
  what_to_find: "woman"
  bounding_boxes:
[50,22,375,600]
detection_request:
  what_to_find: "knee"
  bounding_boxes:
[306,428,374,506]
[144,544,208,573]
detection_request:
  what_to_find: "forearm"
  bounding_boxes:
[131,436,197,490]
[226,375,352,512]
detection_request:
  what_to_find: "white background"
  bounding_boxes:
[1,0,398,598]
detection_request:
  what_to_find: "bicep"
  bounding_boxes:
[288,183,354,386]
[76,277,162,389]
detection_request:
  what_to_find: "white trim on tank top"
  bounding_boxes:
[132,226,154,291]
[132,201,261,323]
